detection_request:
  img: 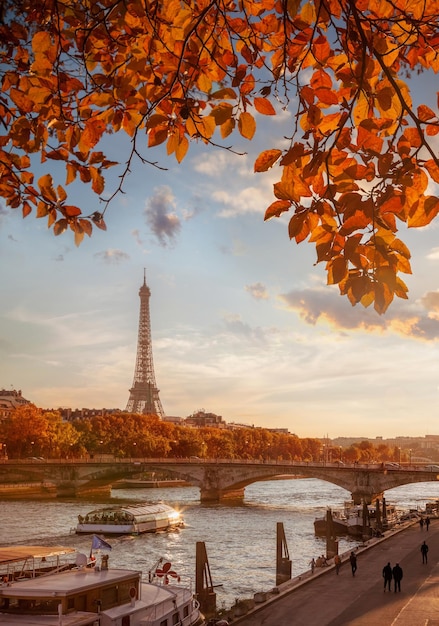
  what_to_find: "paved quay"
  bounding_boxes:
[232,519,439,626]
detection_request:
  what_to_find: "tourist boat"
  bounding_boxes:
[0,546,205,626]
[76,503,184,535]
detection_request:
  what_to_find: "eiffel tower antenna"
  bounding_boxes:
[125,270,165,417]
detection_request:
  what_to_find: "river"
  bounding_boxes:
[0,478,437,610]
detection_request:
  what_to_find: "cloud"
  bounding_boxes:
[279,286,439,340]
[221,313,268,344]
[246,282,269,300]
[426,247,439,260]
[132,229,144,247]
[420,291,439,314]
[94,249,130,263]
[144,186,181,246]
[219,239,247,257]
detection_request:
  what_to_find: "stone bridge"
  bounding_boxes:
[0,458,438,502]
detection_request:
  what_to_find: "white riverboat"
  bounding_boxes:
[76,503,184,535]
[0,547,204,626]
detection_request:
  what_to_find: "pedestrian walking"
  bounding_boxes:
[349,551,357,577]
[309,558,315,574]
[334,554,341,575]
[425,516,431,531]
[421,540,429,563]
[392,563,403,592]
[419,517,424,530]
[382,562,392,592]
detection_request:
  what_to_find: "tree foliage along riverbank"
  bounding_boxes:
[0,404,418,463]
[1,1,438,312]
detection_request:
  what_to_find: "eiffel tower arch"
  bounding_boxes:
[125,271,165,417]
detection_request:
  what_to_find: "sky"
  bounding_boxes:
[1,72,438,440]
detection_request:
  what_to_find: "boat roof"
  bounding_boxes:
[0,568,141,598]
[83,502,177,516]
[0,546,76,566]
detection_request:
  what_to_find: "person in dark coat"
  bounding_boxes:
[382,562,392,592]
[421,540,429,564]
[349,551,357,577]
[392,563,403,592]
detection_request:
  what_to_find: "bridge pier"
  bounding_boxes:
[351,491,384,505]
[200,487,245,504]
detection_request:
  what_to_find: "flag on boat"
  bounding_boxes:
[91,535,112,552]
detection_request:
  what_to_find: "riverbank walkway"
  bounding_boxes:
[232,518,439,625]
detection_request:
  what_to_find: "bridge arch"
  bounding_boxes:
[0,459,438,502]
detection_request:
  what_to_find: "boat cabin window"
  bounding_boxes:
[183,605,189,618]
[0,597,60,614]
[172,612,180,625]
[160,620,168,626]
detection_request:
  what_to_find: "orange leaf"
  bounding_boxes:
[66,163,77,185]
[90,167,105,194]
[264,200,291,220]
[53,218,68,236]
[327,256,347,285]
[425,159,439,184]
[79,219,93,237]
[57,185,67,202]
[32,31,52,54]
[63,205,82,217]
[38,174,57,203]
[254,97,276,115]
[254,149,282,172]
[417,105,436,121]
[78,119,107,152]
[175,135,189,163]
[408,196,439,227]
[238,111,256,140]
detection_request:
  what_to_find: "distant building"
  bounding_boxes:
[56,407,122,422]
[185,409,226,428]
[0,389,31,420]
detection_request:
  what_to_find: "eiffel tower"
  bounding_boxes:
[125,271,165,417]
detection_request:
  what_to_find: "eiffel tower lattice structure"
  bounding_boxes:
[125,272,165,417]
